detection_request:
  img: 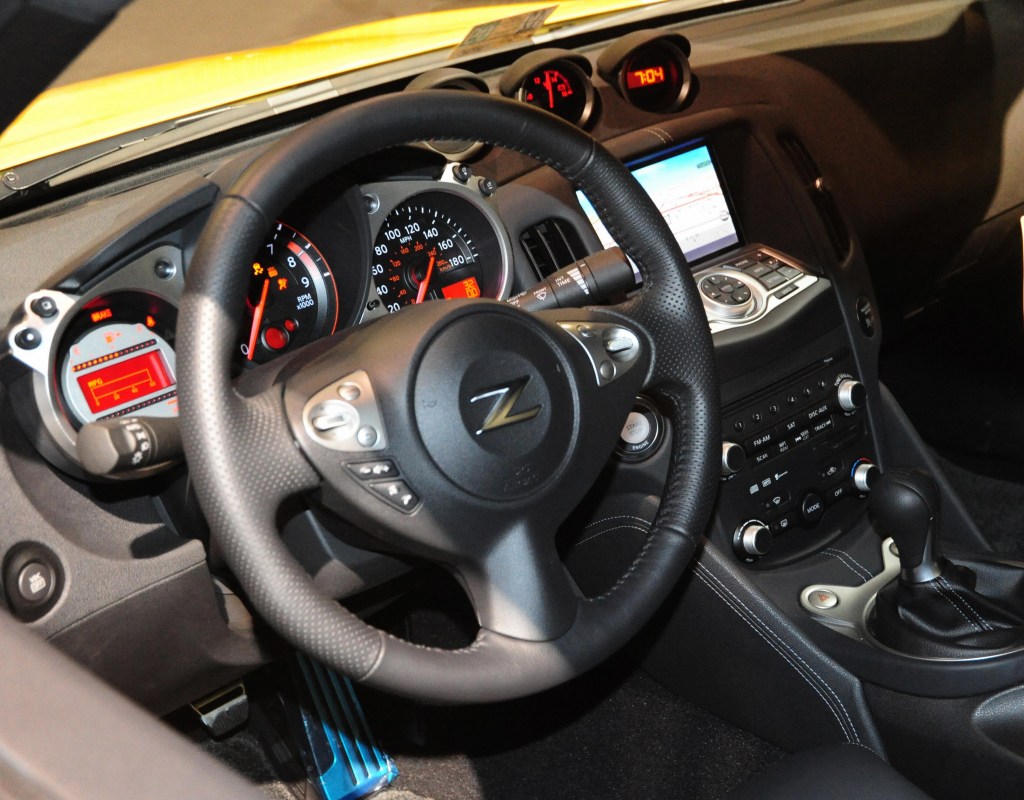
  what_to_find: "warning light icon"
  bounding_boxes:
[277,277,288,292]
[252,263,264,276]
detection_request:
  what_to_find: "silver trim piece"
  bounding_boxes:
[302,370,387,453]
[557,322,641,387]
[800,538,1024,662]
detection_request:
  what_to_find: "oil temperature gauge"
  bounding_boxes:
[499,49,596,128]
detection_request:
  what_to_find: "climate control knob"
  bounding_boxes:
[852,459,881,492]
[836,379,866,412]
[733,520,772,559]
[721,441,745,476]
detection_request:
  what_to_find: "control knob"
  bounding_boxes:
[721,441,745,476]
[836,378,866,412]
[852,459,881,492]
[733,520,773,559]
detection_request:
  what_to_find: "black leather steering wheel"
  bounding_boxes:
[178,91,719,703]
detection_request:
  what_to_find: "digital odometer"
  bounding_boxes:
[75,349,174,416]
[59,293,178,426]
[369,192,507,313]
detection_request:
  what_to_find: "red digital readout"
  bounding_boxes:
[626,66,666,89]
[76,350,174,414]
[441,277,482,300]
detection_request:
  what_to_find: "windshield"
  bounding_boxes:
[0,0,726,173]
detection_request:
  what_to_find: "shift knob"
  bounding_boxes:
[869,467,946,583]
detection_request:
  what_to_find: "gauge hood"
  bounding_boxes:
[0,0,661,172]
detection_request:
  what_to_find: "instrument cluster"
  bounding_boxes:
[5,168,515,480]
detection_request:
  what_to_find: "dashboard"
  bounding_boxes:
[0,0,1022,724]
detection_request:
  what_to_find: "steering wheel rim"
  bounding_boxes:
[179,91,719,703]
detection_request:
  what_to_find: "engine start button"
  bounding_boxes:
[621,411,651,444]
[616,398,664,461]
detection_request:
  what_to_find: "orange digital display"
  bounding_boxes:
[441,277,482,299]
[90,308,114,324]
[626,66,666,89]
[76,350,174,414]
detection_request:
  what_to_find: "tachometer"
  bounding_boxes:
[240,223,339,363]
[370,191,508,313]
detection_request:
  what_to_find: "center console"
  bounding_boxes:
[534,108,1024,797]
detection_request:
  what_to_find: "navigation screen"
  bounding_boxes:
[577,143,740,263]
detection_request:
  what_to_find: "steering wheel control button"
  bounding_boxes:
[371,480,420,512]
[337,383,361,402]
[616,398,664,461]
[557,321,642,387]
[807,589,839,610]
[356,425,379,448]
[303,370,386,452]
[348,460,397,480]
[311,401,357,433]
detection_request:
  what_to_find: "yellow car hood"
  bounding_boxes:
[0,1,660,172]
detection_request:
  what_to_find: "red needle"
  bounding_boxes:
[544,71,555,109]
[415,251,436,304]
[246,278,270,361]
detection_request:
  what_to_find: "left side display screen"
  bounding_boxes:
[74,348,174,415]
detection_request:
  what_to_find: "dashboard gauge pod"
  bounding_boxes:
[405,68,491,160]
[499,48,597,129]
[597,30,694,114]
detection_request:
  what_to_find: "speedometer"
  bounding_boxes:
[370,191,508,313]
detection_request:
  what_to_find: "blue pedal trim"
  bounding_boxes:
[290,653,398,800]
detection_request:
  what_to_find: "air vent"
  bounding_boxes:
[520,218,586,278]
[778,133,851,263]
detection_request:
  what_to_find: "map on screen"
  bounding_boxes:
[577,143,739,263]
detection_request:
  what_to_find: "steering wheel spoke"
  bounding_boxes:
[455,517,580,642]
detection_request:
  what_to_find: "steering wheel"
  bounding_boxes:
[178,91,719,703]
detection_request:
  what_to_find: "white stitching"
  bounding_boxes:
[583,514,654,530]
[822,548,872,582]
[573,524,652,549]
[930,582,983,632]
[937,576,993,631]
[694,570,856,744]
[695,562,864,745]
[934,577,991,632]
[644,126,672,145]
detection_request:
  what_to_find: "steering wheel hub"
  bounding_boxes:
[415,309,576,501]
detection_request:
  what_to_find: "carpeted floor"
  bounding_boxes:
[201,660,783,800]
[935,451,1024,559]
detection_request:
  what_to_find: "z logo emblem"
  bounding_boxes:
[469,376,541,435]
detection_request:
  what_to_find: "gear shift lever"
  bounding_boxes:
[869,467,947,583]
